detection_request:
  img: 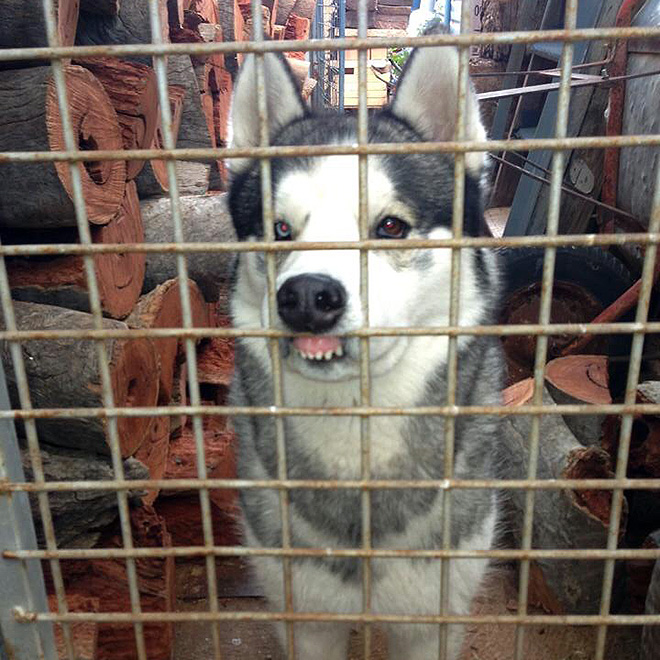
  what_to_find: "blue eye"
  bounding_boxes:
[274,220,292,240]
[376,217,410,239]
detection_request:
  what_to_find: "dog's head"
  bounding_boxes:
[228,37,494,382]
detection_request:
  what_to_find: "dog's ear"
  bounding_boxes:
[389,32,486,175]
[228,53,307,174]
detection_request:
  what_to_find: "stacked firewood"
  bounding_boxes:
[501,355,660,651]
[0,1,314,657]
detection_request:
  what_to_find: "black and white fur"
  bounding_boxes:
[227,36,504,660]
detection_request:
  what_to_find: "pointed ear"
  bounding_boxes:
[389,42,486,175]
[228,53,307,174]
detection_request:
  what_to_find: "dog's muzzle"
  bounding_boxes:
[277,274,347,362]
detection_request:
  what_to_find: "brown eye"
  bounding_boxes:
[376,216,410,239]
[274,220,292,241]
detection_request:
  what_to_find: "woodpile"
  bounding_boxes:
[0,2,315,656]
[502,361,660,619]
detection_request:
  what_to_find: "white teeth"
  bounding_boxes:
[295,345,344,361]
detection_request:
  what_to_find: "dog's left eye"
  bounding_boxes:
[376,217,410,239]
[274,220,292,241]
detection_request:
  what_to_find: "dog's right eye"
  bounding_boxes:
[274,221,292,241]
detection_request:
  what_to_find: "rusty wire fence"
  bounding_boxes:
[0,0,659,659]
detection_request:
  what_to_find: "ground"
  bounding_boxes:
[172,559,642,660]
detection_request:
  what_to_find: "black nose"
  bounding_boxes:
[277,274,347,333]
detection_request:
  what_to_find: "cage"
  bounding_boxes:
[0,1,659,659]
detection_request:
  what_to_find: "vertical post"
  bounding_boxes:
[312,0,324,109]
[444,0,452,27]
[0,360,58,660]
[339,0,346,112]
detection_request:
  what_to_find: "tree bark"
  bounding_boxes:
[0,66,126,228]
[499,387,626,614]
[215,0,245,74]
[22,445,149,548]
[76,0,169,66]
[8,182,145,320]
[140,194,237,301]
[76,58,159,179]
[168,54,214,154]
[0,0,79,55]
[1,301,159,457]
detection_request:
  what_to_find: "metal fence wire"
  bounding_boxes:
[0,0,659,659]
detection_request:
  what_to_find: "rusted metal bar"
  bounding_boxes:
[4,401,660,421]
[2,230,660,257]
[0,26,659,64]
[3,133,660,164]
[5,546,660,562]
[2,476,660,495]
[13,610,660,626]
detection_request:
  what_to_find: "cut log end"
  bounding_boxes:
[112,336,160,457]
[47,66,126,225]
[545,355,612,405]
[563,446,625,530]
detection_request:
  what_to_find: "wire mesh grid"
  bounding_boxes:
[0,0,658,659]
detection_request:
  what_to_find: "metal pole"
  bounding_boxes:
[0,359,58,660]
[339,0,346,111]
[444,0,452,27]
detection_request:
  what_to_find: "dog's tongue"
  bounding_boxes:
[293,336,341,354]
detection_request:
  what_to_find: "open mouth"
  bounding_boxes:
[292,336,345,362]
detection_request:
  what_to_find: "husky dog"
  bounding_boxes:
[227,34,504,660]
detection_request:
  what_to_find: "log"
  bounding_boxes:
[291,0,316,21]
[135,415,171,506]
[0,65,126,228]
[346,0,377,9]
[140,194,237,301]
[80,0,121,16]
[284,13,310,40]
[154,495,240,548]
[627,530,660,614]
[76,0,169,67]
[209,65,233,189]
[502,377,534,407]
[275,0,297,25]
[167,54,214,169]
[49,594,99,660]
[242,5,272,40]
[62,506,175,660]
[1,302,159,457]
[0,0,79,56]
[215,0,245,74]
[499,387,626,614]
[22,446,149,549]
[167,0,184,29]
[545,355,611,446]
[164,415,237,510]
[127,278,211,403]
[642,530,660,660]
[170,360,189,434]
[196,337,234,387]
[75,58,159,180]
[135,85,185,198]
[272,24,286,39]
[7,182,145,320]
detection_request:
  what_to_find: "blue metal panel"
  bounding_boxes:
[504,0,604,236]
[0,360,57,660]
